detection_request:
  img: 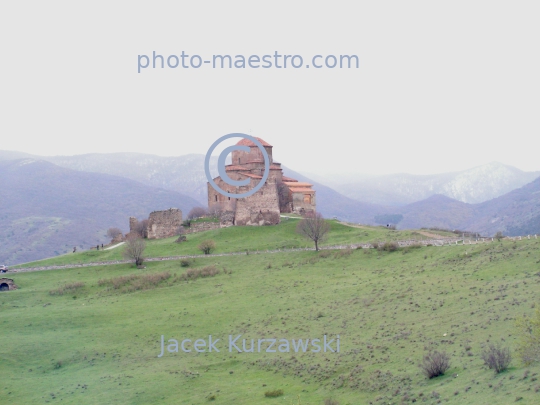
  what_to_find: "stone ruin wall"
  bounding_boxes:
[129,208,183,239]
[129,217,139,233]
[184,221,221,234]
[147,208,183,239]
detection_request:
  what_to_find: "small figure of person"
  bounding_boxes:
[73,246,77,253]
[101,244,104,249]
[96,245,99,251]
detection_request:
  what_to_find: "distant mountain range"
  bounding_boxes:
[377,177,540,236]
[327,162,540,206]
[46,153,216,205]
[0,150,539,264]
[0,159,200,264]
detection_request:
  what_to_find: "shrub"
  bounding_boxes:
[49,281,85,296]
[180,265,220,281]
[106,227,122,240]
[175,235,187,243]
[495,231,504,241]
[318,250,332,258]
[188,206,208,220]
[180,259,192,267]
[381,241,399,252]
[324,400,339,405]
[482,344,511,373]
[420,351,451,379]
[98,272,171,293]
[516,307,540,365]
[198,240,216,255]
[264,389,284,397]
[333,248,353,259]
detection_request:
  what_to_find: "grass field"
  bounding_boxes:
[1,224,540,404]
[12,220,449,269]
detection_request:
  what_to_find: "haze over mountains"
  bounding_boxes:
[0,158,200,264]
[0,150,539,264]
[319,162,540,206]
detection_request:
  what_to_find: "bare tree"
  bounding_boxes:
[198,239,216,255]
[175,226,187,243]
[123,234,146,266]
[296,212,330,251]
[134,219,149,238]
[208,203,225,219]
[188,206,208,220]
[107,227,123,240]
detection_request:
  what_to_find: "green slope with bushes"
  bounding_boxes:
[2,225,540,404]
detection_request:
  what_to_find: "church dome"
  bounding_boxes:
[236,137,272,147]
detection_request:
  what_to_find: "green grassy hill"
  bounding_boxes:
[1,223,539,404]
[12,220,448,269]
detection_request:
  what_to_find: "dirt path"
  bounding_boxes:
[337,221,371,230]
[416,230,451,239]
[105,242,125,250]
[11,237,469,274]
[338,221,452,239]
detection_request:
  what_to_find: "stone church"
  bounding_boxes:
[207,137,316,226]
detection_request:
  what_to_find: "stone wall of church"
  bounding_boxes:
[292,192,316,215]
[232,145,273,165]
[234,180,280,226]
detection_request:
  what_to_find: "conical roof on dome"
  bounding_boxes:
[235,137,272,147]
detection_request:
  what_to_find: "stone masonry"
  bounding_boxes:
[129,208,183,239]
[207,137,316,226]
[0,278,17,291]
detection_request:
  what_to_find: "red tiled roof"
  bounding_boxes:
[282,176,297,182]
[236,137,272,147]
[284,182,312,187]
[270,165,282,170]
[240,173,263,179]
[289,187,314,193]
[225,165,250,171]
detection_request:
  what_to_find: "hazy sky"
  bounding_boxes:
[1,1,538,176]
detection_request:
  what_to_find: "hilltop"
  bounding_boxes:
[1,150,539,265]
